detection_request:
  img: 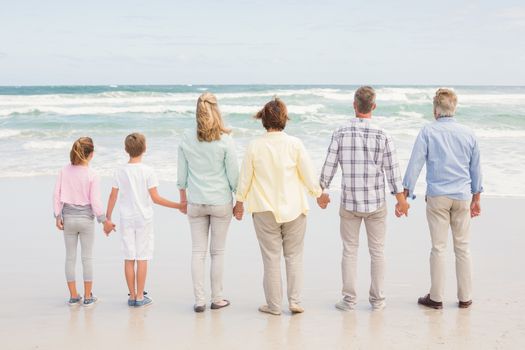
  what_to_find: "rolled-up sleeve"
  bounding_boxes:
[236,144,254,202]
[225,136,239,193]
[383,134,403,194]
[402,129,428,199]
[297,141,322,198]
[177,143,188,190]
[469,138,483,194]
[319,131,339,190]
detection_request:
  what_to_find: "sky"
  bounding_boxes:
[1,0,524,85]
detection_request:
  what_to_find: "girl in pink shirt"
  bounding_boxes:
[53,137,114,307]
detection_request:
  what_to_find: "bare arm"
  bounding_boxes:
[179,189,188,214]
[106,188,119,221]
[149,187,181,209]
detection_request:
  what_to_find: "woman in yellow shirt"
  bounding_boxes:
[235,98,329,315]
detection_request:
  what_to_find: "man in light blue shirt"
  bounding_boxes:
[403,88,483,310]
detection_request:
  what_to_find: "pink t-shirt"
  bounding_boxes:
[53,164,104,218]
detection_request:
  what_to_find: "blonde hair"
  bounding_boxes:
[433,88,458,117]
[196,92,230,142]
[125,133,146,157]
[70,137,94,165]
[354,86,376,114]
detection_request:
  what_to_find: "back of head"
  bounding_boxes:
[125,133,146,158]
[70,137,94,165]
[354,86,376,114]
[254,97,289,131]
[196,92,230,142]
[433,88,457,117]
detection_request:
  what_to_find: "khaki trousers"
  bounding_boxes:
[426,196,472,302]
[253,212,307,312]
[340,205,387,308]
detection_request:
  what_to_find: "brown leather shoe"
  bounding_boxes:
[459,300,472,308]
[418,294,443,309]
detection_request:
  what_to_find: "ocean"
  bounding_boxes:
[0,85,524,196]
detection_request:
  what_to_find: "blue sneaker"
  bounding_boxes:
[83,294,98,307]
[134,295,153,308]
[128,298,136,307]
[67,296,82,306]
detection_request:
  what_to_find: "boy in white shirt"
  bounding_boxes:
[105,133,184,307]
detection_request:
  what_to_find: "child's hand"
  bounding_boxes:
[103,220,116,236]
[233,201,244,221]
[179,201,187,215]
[56,217,64,230]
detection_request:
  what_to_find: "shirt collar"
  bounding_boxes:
[264,131,286,136]
[436,116,456,122]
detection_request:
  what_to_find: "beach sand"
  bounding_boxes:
[0,177,523,349]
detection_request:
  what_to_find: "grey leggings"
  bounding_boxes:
[63,216,95,282]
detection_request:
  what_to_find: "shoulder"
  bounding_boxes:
[140,163,156,175]
[87,167,100,181]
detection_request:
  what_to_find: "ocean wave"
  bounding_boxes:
[0,103,325,116]
[22,140,70,150]
[0,129,21,139]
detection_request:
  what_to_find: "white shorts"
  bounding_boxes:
[120,217,154,260]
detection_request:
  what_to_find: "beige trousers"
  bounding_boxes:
[253,212,307,312]
[426,196,472,302]
[340,205,387,308]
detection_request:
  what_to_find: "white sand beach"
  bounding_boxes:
[0,177,524,349]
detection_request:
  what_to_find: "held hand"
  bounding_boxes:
[470,200,481,218]
[395,200,410,217]
[56,217,64,231]
[103,220,116,236]
[316,193,330,209]
[179,201,188,215]
[233,201,244,221]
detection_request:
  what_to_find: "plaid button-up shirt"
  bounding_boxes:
[320,118,403,213]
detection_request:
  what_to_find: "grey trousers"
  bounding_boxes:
[253,212,307,313]
[187,203,233,305]
[426,196,472,302]
[339,205,387,308]
[63,216,95,282]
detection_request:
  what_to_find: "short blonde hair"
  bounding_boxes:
[433,88,458,117]
[125,133,146,157]
[354,86,376,114]
[196,92,230,142]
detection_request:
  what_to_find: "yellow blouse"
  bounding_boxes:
[236,131,322,223]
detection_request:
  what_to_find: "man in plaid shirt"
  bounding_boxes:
[318,86,409,311]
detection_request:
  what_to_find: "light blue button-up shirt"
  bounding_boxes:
[177,129,239,205]
[403,117,483,201]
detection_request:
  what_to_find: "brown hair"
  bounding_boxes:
[70,137,94,165]
[354,86,376,114]
[196,92,230,142]
[125,133,146,158]
[254,98,289,131]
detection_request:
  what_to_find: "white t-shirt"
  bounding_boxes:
[113,163,159,220]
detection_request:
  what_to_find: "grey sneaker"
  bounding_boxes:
[335,299,355,311]
[135,296,153,308]
[128,299,136,307]
[67,296,82,306]
[83,294,98,307]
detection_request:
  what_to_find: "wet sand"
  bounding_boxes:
[0,177,524,349]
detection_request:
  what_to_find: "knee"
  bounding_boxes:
[453,244,470,257]
[368,246,384,259]
[210,248,224,257]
